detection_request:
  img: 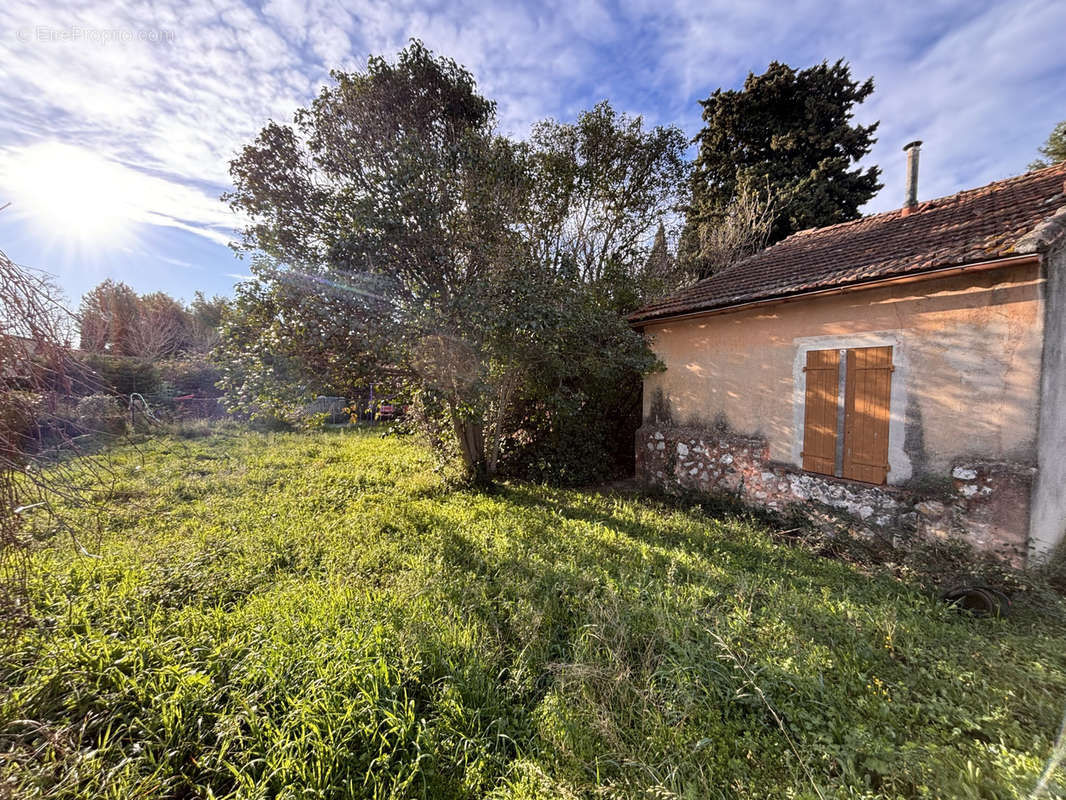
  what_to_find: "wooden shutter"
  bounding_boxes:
[842,346,893,484]
[801,349,840,476]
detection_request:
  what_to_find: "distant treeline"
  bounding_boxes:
[78,279,227,359]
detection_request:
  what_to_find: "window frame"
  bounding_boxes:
[791,332,911,484]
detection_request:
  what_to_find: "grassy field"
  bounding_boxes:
[2,428,1065,799]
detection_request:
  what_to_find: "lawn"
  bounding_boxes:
[2,428,1064,799]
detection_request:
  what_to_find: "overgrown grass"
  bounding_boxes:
[2,429,1064,799]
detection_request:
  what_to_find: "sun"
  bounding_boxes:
[0,143,136,249]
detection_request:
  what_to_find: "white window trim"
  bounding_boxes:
[790,331,912,484]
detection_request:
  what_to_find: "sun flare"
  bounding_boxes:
[0,143,136,248]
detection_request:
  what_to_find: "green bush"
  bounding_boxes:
[74,394,127,435]
[80,354,160,397]
[156,357,223,398]
[499,373,643,486]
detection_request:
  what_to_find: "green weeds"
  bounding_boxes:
[1,429,1064,798]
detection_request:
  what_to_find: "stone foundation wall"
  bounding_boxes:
[636,425,1034,564]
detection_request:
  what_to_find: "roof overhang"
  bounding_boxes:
[629,253,1042,330]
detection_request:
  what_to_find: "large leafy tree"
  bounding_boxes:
[683,60,882,271]
[490,106,683,482]
[77,279,140,354]
[215,258,381,417]
[221,47,667,484]
[223,42,584,481]
[1029,120,1066,170]
[524,102,689,295]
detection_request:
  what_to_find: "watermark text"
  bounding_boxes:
[16,26,175,44]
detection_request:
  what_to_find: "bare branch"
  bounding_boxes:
[0,248,120,640]
[691,181,779,279]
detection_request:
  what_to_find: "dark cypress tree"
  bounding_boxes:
[683,60,882,257]
[644,222,673,279]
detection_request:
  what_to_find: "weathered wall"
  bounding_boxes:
[637,425,1033,564]
[1031,243,1066,556]
[640,263,1045,484]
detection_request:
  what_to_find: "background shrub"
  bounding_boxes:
[499,372,644,487]
[0,392,44,463]
[80,354,160,397]
[156,357,223,398]
[74,394,127,435]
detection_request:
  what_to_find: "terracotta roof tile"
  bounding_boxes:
[629,162,1066,324]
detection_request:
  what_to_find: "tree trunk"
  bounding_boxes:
[485,369,519,477]
[450,406,489,485]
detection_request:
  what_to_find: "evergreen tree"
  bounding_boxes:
[1029,120,1066,170]
[640,221,687,293]
[645,222,672,278]
[683,59,882,266]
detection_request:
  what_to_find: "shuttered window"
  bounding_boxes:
[842,346,893,484]
[801,345,894,485]
[801,349,840,476]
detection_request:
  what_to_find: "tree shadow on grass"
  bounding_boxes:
[484,482,869,595]
[410,482,1066,796]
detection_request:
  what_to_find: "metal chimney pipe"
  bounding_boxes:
[902,140,922,216]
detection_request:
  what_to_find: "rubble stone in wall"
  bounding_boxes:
[635,424,1032,563]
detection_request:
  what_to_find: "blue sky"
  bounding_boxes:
[0,0,1063,308]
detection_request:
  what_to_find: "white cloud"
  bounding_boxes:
[621,0,1066,210]
[0,141,242,247]
[0,0,1062,257]
[855,0,1066,210]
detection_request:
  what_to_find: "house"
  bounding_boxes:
[629,150,1066,564]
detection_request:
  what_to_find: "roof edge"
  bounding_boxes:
[1014,205,1066,255]
[628,254,1041,328]
[781,160,1066,244]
